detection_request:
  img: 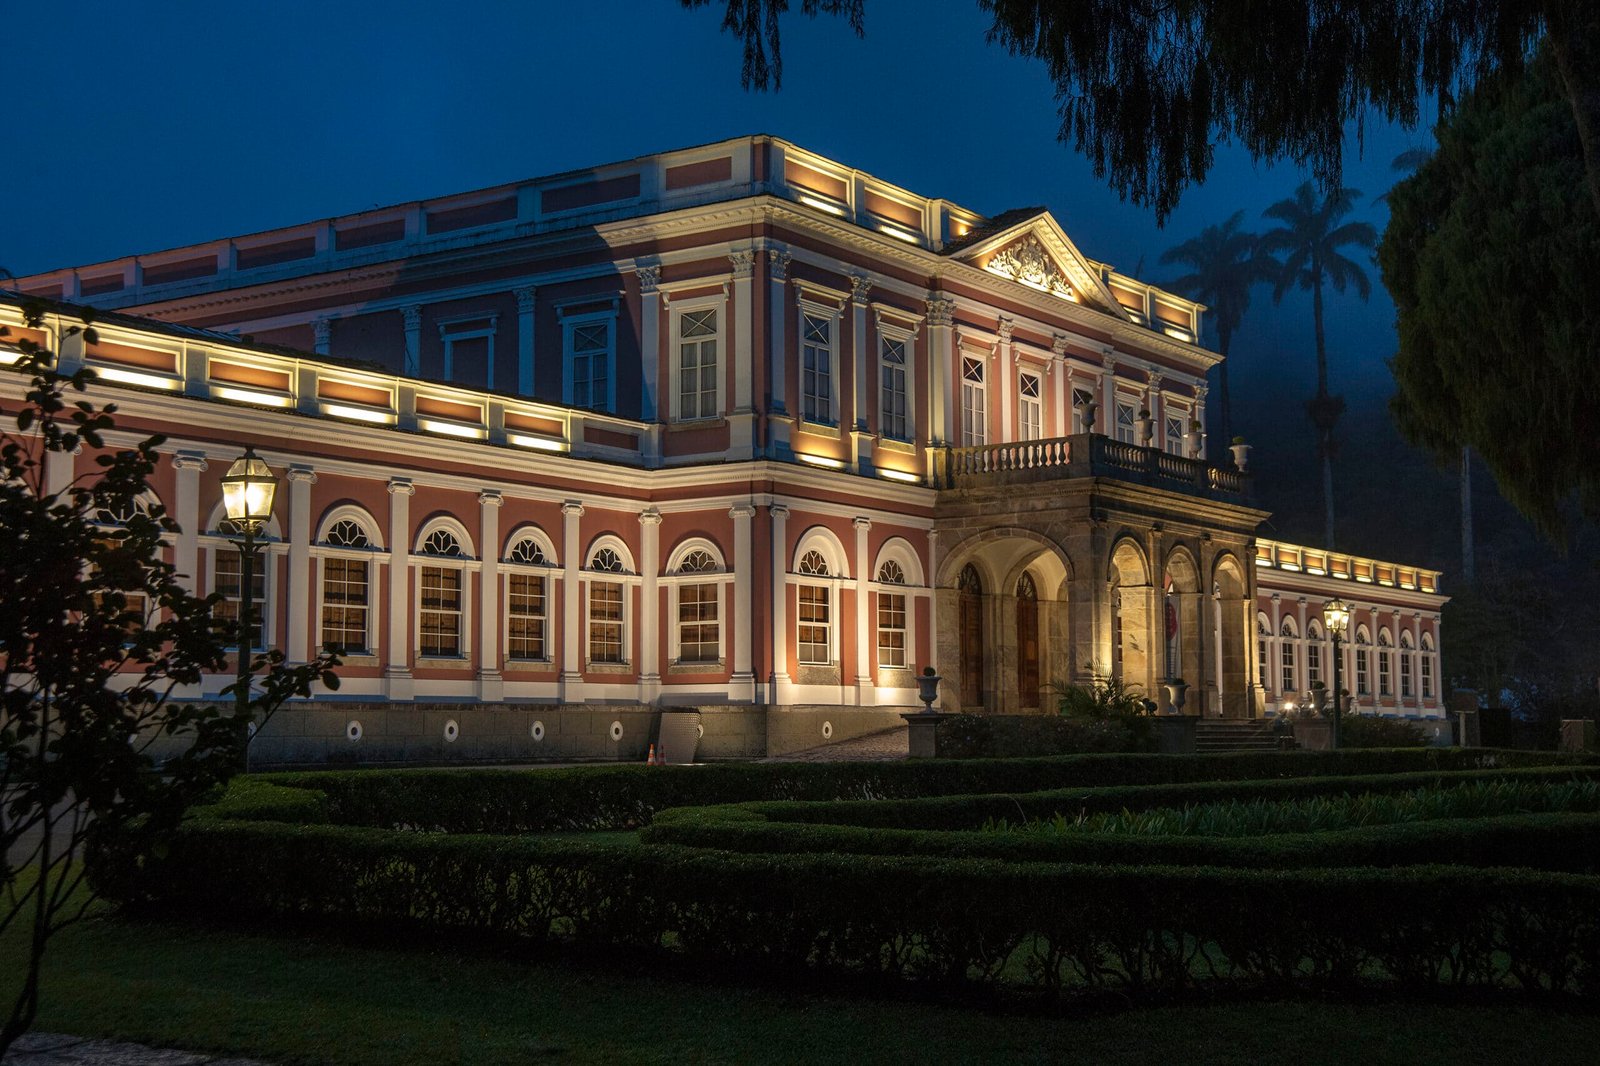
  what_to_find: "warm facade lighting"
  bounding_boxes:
[796,452,845,470]
[419,418,486,440]
[220,447,278,533]
[877,467,920,484]
[213,385,293,408]
[95,365,180,390]
[798,194,847,217]
[508,432,568,453]
[322,402,396,425]
[878,223,920,244]
[1321,597,1351,639]
[1162,325,1196,343]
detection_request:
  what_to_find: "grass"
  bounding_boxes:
[3,893,1599,1065]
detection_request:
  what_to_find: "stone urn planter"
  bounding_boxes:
[1311,685,1330,715]
[1229,438,1251,471]
[1136,410,1155,446]
[1161,678,1189,714]
[1186,424,1203,458]
[904,667,950,758]
[1075,401,1098,435]
[915,668,942,713]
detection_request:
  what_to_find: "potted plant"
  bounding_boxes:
[1136,407,1155,445]
[1229,435,1251,470]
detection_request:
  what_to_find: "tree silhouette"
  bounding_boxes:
[1159,210,1274,446]
[1259,182,1377,550]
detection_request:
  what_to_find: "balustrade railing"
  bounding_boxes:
[944,437,1072,478]
[938,432,1249,500]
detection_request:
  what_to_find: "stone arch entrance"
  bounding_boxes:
[1108,537,1153,699]
[1212,552,1254,717]
[1016,572,1040,709]
[1161,546,1204,711]
[958,563,984,708]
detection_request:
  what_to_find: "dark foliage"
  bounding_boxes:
[1340,715,1429,748]
[935,713,1154,758]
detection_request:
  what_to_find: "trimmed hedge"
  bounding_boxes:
[933,713,1153,758]
[94,817,1600,998]
[252,748,1591,833]
[642,809,1600,873]
[704,766,1600,832]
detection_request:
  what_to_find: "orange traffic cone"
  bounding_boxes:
[654,743,666,766]
[645,743,656,765]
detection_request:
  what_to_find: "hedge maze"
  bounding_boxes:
[93,749,1600,1004]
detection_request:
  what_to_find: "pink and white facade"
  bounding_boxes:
[4,136,1446,761]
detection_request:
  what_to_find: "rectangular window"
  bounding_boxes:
[1379,651,1392,696]
[507,573,546,660]
[441,319,495,390]
[801,312,833,424]
[1401,653,1414,698]
[1307,640,1322,687]
[1258,638,1269,689]
[94,537,149,634]
[678,582,720,662]
[1019,372,1042,441]
[677,308,719,420]
[1421,653,1433,698]
[567,319,613,413]
[419,566,462,657]
[1281,640,1296,696]
[320,557,369,654]
[877,591,907,669]
[589,581,624,664]
[1115,400,1138,444]
[1356,648,1370,695]
[1165,414,1186,455]
[215,550,268,647]
[880,336,908,440]
[798,585,830,665]
[961,357,987,445]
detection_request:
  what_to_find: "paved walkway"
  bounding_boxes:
[765,724,909,762]
[2,1034,266,1066]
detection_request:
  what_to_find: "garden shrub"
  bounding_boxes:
[1341,714,1429,747]
[934,713,1154,758]
[92,816,1600,999]
[255,749,1593,834]
[191,778,328,824]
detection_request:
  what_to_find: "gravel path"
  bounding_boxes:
[765,725,909,762]
[2,1034,267,1066]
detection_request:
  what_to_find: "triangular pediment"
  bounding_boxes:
[947,212,1128,320]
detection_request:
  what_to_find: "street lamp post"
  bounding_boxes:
[1322,597,1351,750]
[221,447,278,734]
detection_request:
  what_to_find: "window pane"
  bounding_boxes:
[798,585,830,665]
[589,581,625,663]
[508,572,546,660]
[877,592,906,668]
[419,566,461,657]
[321,557,369,653]
[678,582,719,662]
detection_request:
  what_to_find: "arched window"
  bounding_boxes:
[505,532,554,662]
[1306,620,1324,687]
[416,522,468,658]
[1257,614,1272,690]
[1355,625,1372,696]
[678,549,717,573]
[877,560,908,669]
[92,494,159,628]
[1421,633,1436,699]
[422,528,462,557]
[94,495,153,528]
[797,551,832,665]
[665,539,727,666]
[586,540,631,665]
[1279,617,1299,696]
[1400,631,1416,699]
[797,550,829,576]
[1377,628,1394,697]
[320,514,376,655]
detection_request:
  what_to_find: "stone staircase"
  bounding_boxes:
[1194,719,1287,753]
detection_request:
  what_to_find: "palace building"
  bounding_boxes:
[2,135,1446,762]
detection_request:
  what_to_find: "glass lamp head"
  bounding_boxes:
[1322,597,1352,639]
[221,446,277,533]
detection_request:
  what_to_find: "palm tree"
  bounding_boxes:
[1260,182,1378,550]
[1159,211,1275,445]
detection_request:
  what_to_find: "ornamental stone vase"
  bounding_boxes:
[1230,441,1252,470]
[1162,678,1189,714]
[915,671,942,713]
[1186,429,1203,458]
[1136,414,1155,446]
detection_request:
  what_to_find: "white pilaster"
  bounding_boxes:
[769,503,791,691]
[729,251,757,459]
[286,465,317,664]
[926,297,955,445]
[638,508,662,700]
[477,490,504,701]
[1193,384,1209,459]
[729,503,756,701]
[514,286,536,397]
[1051,336,1069,438]
[171,450,207,594]
[1149,372,1165,451]
[853,515,873,704]
[637,267,660,422]
[767,251,793,458]
[561,501,585,695]
[385,479,415,699]
[401,306,422,378]
[1100,353,1119,435]
[44,443,79,500]
[996,317,1015,441]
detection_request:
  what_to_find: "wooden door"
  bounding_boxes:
[958,564,984,708]
[1016,573,1040,708]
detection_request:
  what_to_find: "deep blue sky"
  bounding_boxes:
[7,0,1433,405]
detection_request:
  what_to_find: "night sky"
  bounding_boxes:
[7,1,1431,397]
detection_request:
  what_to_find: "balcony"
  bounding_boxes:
[933,433,1250,502]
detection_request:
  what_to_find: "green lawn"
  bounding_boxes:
[5,900,1599,1065]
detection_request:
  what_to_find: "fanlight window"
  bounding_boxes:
[591,547,626,574]
[509,538,548,566]
[877,560,906,585]
[797,550,830,577]
[677,549,718,574]
[95,498,150,527]
[422,529,462,557]
[325,520,370,548]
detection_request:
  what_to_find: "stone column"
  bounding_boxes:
[286,465,316,664]
[849,274,873,471]
[638,508,662,700]
[637,267,660,421]
[1100,354,1119,436]
[402,306,422,378]
[769,503,791,689]
[768,251,792,459]
[171,450,207,594]
[996,317,1015,442]
[730,251,757,459]
[1148,372,1165,451]
[1193,384,1209,460]
[730,503,756,701]
[384,479,414,700]
[1051,335,1070,437]
[561,501,585,695]
[514,286,536,397]
[853,516,873,704]
[312,317,332,357]
[477,490,504,701]
[926,297,955,445]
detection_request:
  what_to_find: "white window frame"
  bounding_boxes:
[663,539,732,666]
[437,312,498,391]
[1164,403,1189,455]
[878,322,914,442]
[1420,634,1436,699]
[562,308,618,414]
[1400,631,1415,699]
[313,507,385,659]
[1114,397,1139,444]
[1257,614,1272,690]
[1378,628,1394,697]
[671,297,725,423]
[201,502,282,653]
[798,296,842,428]
[502,526,559,664]
[412,518,477,663]
[1018,368,1043,442]
[584,535,640,668]
[961,352,987,446]
[1279,617,1299,696]
[791,529,850,668]
[1306,622,1323,687]
[1355,625,1372,696]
